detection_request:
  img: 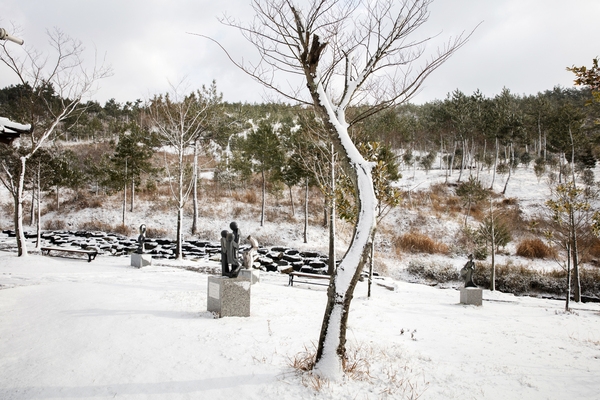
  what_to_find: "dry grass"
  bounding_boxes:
[395,232,449,255]
[78,220,114,232]
[43,218,66,230]
[113,224,132,236]
[146,227,169,238]
[288,342,426,398]
[233,189,259,204]
[516,238,556,259]
[588,238,600,259]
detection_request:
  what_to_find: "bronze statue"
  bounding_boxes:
[220,230,230,276]
[460,254,477,288]
[136,224,147,254]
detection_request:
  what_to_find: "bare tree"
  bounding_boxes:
[204,0,471,378]
[0,26,110,256]
[148,80,221,258]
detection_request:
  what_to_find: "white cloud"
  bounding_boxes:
[2,0,599,105]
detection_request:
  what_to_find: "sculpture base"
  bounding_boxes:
[460,287,483,306]
[238,268,260,284]
[131,253,152,268]
[207,275,251,318]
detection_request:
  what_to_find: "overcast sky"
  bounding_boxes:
[2,0,599,106]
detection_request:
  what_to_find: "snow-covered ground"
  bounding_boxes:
[1,251,599,399]
[1,165,600,399]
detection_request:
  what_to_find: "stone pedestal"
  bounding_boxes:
[131,253,152,268]
[207,275,251,317]
[238,269,260,285]
[460,287,483,306]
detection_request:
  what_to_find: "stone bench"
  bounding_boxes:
[41,246,98,262]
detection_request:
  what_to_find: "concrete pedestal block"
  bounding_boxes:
[207,275,251,317]
[238,269,260,284]
[460,287,483,306]
[131,253,152,268]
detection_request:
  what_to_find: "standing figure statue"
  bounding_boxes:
[220,230,230,277]
[243,235,259,269]
[460,254,477,288]
[226,231,241,277]
[230,221,241,247]
[136,224,147,254]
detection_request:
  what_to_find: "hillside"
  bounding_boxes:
[2,161,600,299]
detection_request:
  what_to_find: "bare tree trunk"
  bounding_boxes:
[122,159,127,226]
[191,140,199,234]
[569,126,581,302]
[15,157,28,256]
[490,199,496,291]
[490,137,498,190]
[289,185,295,217]
[328,143,336,276]
[537,113,542,158]
[29,187,35,227]
[260,169,266,227]
[303,177,308,244]
[566,243,572,312]
[502,142,513,195]
[367,238,374,298]
[176,151,185,260]
[36,164,42,250]
[323,196,328,228]
[449,141,457,178]
[457,138,465,182]
[130,177,135,212]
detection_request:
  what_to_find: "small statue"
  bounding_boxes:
[460,254,477,288]
[243,235,259,269]
[220,230,230,277]
[230,221,241,246]
[226,231,241,278]
[136,224,147,254]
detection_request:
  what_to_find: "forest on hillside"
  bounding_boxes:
[2,83,600,213]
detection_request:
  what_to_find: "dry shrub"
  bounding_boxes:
[71,193,103,210]
[396,231,449,255]
[516,238,556,259]
[148,199,170,213]
[113,224,132,236]
[43,218,66,230]
[407,260,458,282]
[430,182,449,197]
[471,261,586,296]
[193,228,217,241]
[233,189,258,204]
[146,227,169,238]
[1,201,15,219]
[445,196,462,213]
[469,205,485,221]
[79,220,113,232]
[588,238,600,259]
[232,206,244,218]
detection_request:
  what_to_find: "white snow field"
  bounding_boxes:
[1,250,599,400]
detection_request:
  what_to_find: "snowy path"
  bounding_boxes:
[1,251,599,399]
